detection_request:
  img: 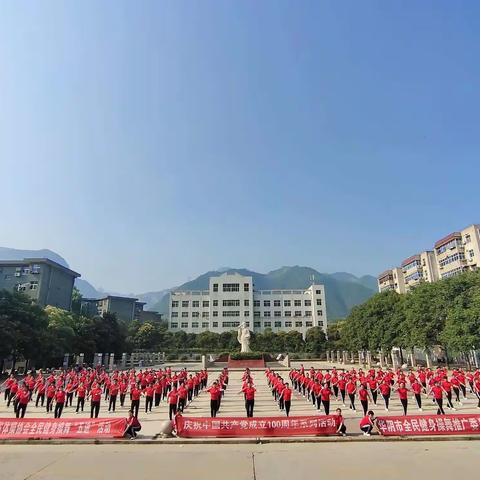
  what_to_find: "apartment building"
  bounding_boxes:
[168,272,327,336]
[81,295,143,322]
[377,268,406,294]
[402,251,439,291]
[0,258,80,310]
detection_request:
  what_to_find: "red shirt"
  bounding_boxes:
[167,390,178,404]
[346,382,356,394]
[320,387,331,401]
[282,388,292,401]
[208,386,221,401]
[432,386,443,400]
[55,391,66,403]
[91,387,102,402]
[411,383,422,395]
[243,386,256,400]
[18,390,30,405]
[77,386,86,398]
[131,388,141,401]
[358,389,368,401]
[360,415,373,428]
[397,387,408,400]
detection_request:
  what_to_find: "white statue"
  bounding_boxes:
[237,322,251,353]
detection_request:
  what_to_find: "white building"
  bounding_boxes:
[168,272,327,336]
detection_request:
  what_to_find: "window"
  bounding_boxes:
[182,312,188,318]
[263,311,271,317]
[171,312,178,318]
[213,300,218,307]
[172,301,179,308]
[212,322,218,327]
[254,311,260,317]
[223,283,239,292]
[244,311,250,317]
[202,322,209,328]
[192,300,200,308]
[285,321,292,327]
[304,300,311,306]
[254,321,261,328]
[317,310,323,316]
[316,299,322,306]
[294,300,301,307]
[245,322,250,327]
[316,289,322,295]
[222,321,240,328]
[16,283,27,292]
[465,234,471,243]
[213,283,218,292]
[274,311,281,317]
[222,311,240,317]
[284,311,291,317]
[305,311,312,317]
[203,301,209,307]
[223,299,240,307]
[295,321,303,327]
[244,283,250,292]
[319,321,324,326]
[254,300,260,307]
[202,312,209,318]
[284,300,291,307]
[263,300,270,307]
[192,322,199,328]
[192,312,199,318]
[294,311,302,317]
[29,281,38,290]
[181,322,188,328]
[306,321,313,327]
[31,264,41,274]
[274,321,281,327]
[273,300,281,307]
[264,321,271,327]
[182,301,189,308]
[171,323,178,328]
[213,311,218,317]
[244,299,249,306]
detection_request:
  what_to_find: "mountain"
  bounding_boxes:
[151,266,377,320]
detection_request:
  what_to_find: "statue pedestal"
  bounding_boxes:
[227,355,265,369]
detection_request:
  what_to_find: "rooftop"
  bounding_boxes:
[0,257,80,278]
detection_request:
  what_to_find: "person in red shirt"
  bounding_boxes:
[397,382,409,416]
[35,381,46,408]
[144,384,154,413]
[429,382,446,415]
[109,380,119,413]
[76,383,86,413]
[167,387,178,420]
[240,383,256,417]
[46,384,56,413]
[320,384,332,415]
[130,385,141,417]
[15,386,30,418]
[177,383,188,413]
[346,379,357,412]
[279,383,292,417]
[334,408,347,436]
[2,374,15,402]
[90,385,102,418]
[411,379,423,411]
[207,381,221,417]
[338,376,347,406]
[359,410,375,436]
[358,384,372,416]
[119,382,128,407]
[379,382,391,411]
[124,409,142,439]
[54,388,66,418]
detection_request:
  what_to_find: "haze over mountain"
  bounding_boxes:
[0,247,377,319]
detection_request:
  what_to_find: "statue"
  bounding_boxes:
[237,322,251,353]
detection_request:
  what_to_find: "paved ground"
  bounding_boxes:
[1,442,479,480]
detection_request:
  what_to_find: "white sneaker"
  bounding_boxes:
[419,408,423,412]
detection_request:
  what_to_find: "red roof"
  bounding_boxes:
[435,232,461,249]
[401,254,420,268]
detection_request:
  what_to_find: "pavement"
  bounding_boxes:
[1,442,479,480]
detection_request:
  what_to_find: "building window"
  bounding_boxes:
[244,299,249,306]
[29,281,38,290]
[295,321,303,327]
[253,300,260,307]
[181,322,188,328]
[316,289,322,295]
[213,311,218,317]
[171,323,178,328]
[213,284,218,292]
[284,300,291,307]
[285,321,292,327]
[171,312,178,318]
[274,311,281,317]
[192,301,200,308]
[294,300,301,307]
[222,321,240,328]
[32,264,41,274]
[212,322,218,327]
[182,301,189,308]
[317,310,323,316]
[304,300,311,306]
[213,300,218,307]
[192,312,199,318]
[223,299,240,307]
[264,321,271,327]
[182,312,188,318]
[222,311,240,317]
[245,322,250,327]
[202,322,209,328]
[294,311,302,317]
[263,311,271,317]
[284,311,291,317]
[316,299,322,306]
[244,283,250,292]
[273,300,281,307]
[305,311,312,317]
[264,300,270,307]
[274,321,281,327]
[319,321,324,327]
[254,321,261,328]
[254,312,260,317]
[202,312,209,318]
[244,311,250,317]
[223,283,239,292]
[192,322,199,328]
[172,301,179,308]
[203,301,209,307]
[306,321,313,327]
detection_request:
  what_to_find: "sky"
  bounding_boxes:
[1,0,479,293]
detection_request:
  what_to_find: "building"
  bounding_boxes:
[0,258,80,310]
[80,295,142,322]
[136,310,163,323]
[168,272,327,336]
[401,251,439,291]
[377,268,406,294]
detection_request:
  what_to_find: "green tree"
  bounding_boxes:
[305,327,327,355]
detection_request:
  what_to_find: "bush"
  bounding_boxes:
[179,355,189,362]
[166,353,177,362]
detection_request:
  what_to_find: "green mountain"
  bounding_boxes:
[152,266,377,320]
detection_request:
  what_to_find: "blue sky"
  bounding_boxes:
[1,1,479,293]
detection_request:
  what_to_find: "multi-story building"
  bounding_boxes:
[377,268,406,294]
[81,295,142,322]
[434,232,467,279]
[459,224,480,271]
[401,251,439,291]
[0,258,80,310]
[168,272,327,336]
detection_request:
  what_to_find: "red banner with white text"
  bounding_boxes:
[0,417,126,439]
[376,414,480,436]
[175,415,337,438]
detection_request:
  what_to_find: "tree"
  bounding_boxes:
[305,327,327,355]
[196,331,220,351]
[71,287,83,314]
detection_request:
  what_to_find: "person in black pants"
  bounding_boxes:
[123,410,142,439]
[54,389,65,419]
[167,388,178,420]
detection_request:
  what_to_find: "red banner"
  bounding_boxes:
[175,415,337,438]
[0,417,126,439]
[376,414,480,436]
